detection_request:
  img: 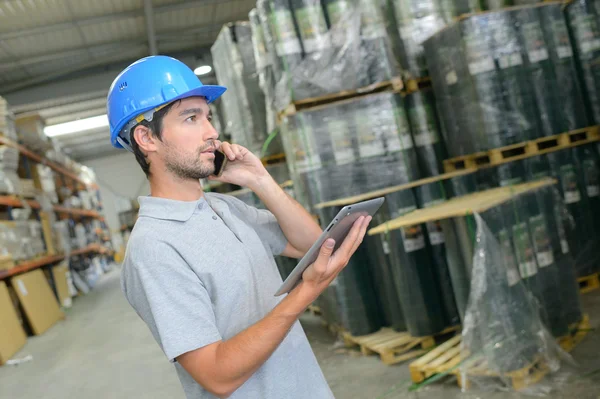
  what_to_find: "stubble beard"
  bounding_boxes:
[164,140,216,180]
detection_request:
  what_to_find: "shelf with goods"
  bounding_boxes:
[0,99,114,317]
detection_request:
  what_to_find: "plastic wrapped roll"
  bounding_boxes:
[540,4,589,132]
[524,156,583,330]
[416,183,461,328]
[573,144,600,274]
[358,0,398,83]
[439,0,481,19]
[365,206,407,331]
[290,0,333,98]
[211,23,270,155]
[269,0,306,102]
[476,204,540,373]
[547,151,596,277]
[391,0,447,78]
[281,93,420,209]
[565,0,600,125]
[385,190,446,337]
[322,0,368,89]
[405,89,446,178]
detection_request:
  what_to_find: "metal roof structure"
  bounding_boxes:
[0,0,255,160]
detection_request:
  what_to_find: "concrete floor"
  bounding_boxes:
[0,269,599,399]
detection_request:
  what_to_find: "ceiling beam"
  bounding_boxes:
[0,0,237,41]
[0,21,224,72]
[143,0,158,56]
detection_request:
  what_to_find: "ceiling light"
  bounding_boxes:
[194,65,212,76]
[44,114,109,137]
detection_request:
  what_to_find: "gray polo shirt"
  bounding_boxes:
[121,192,333,399]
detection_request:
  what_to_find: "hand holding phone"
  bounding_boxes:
[212,149,228,177]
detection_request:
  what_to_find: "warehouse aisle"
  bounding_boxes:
[0,269,184,398]
[1,269,599,399]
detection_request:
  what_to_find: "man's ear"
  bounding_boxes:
[133,125,157,153]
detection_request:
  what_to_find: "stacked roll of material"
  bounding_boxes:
[211,22,271,156]
[405,89,460,328]
[424,3,585,159]
[390,0,450,79]
[265,0,397,109]
[280,92,417,210]
[565,0,600,125]
[0,97,17,141]
[547,150,598,277]
[572,144,600,274]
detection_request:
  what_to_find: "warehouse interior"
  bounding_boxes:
[0,0,599,398]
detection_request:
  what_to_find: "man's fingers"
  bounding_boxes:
[349,216,371,254]
[334,216,364,258]
[220,142,236,160]
[304,239,335,281]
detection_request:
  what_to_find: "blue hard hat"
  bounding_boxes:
[107,55,226,151]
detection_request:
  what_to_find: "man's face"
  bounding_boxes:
[158,97,219,180]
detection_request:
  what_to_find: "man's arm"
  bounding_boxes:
[251,174,321,258]
[178,216,371,398]
[214,142,322,257]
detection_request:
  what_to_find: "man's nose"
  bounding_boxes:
[205,120,219,141]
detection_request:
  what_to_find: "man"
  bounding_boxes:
[107,55,371,398]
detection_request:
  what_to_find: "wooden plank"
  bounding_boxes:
[578,273,600,294]
[368,178,557,235]
[0,244,106,280]
[0,195,40,208]
[315,169,477,209]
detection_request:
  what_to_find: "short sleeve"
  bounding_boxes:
[224,195,288,256]
[121,239,222,362]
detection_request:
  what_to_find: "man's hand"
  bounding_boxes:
[295,215,372,304]
[209,141,268,188]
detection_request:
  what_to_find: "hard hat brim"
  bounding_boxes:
[112,84,227,149]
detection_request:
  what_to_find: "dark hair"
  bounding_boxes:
[129,100,180,177]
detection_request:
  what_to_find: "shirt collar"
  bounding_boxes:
[137,195,208,222]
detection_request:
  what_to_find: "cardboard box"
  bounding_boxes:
[0,253,15,271]
[51,263,72,308]
[11,269,63,335]
[0,281,27,365]
[40,211,56,255]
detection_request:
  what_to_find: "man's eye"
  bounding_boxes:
[186,115,196,122]
[207,116,213,122]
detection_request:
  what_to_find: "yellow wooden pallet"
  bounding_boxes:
[409,336,550,391]
[280,78,403,116]
[578,273,600,294]
[559,314,591,352]
[443,126,600,173]
[306,304,322,317]
[343,325,460,366]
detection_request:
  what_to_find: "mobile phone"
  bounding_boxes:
[213,149,228,177]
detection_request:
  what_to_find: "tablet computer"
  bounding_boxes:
[274,197,385,296]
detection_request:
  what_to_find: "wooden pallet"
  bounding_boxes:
[559,314,591,352]
[306,304,322,317]
[343,325,460,366]
[409,336,550,391]
[261,152,286,166]
[578,273,600,294]
[280,78,403,116]
[404,77,432,94]
[443,126,600,172]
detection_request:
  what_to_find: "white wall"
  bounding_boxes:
[85,152,150,248]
